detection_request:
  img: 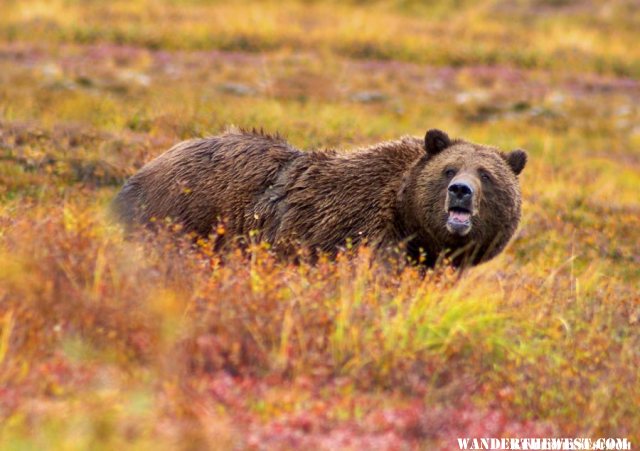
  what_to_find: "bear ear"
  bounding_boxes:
[505,149,527,176]
[424,129,451,157]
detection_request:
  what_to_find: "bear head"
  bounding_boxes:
[410,129,527,266]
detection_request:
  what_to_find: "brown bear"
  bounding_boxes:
[113,128,527,267]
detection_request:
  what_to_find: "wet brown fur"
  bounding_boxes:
[113,128,526,267]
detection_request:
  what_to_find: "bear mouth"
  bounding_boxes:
[446,207,472,236]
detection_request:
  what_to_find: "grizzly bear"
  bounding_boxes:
[113,128,527,267]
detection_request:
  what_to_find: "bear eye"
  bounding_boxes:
[479,171,492,183]
[444,168,456,178]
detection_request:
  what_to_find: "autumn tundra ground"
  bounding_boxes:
[0,0,639,449]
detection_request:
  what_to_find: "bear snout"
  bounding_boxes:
[445,179,477,236]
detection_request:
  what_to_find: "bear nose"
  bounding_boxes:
[448,182,473,201]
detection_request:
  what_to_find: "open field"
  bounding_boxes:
[0,0,639,449]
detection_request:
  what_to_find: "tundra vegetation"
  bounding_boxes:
[0,0,639,449]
